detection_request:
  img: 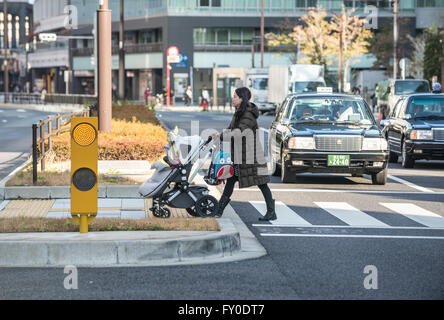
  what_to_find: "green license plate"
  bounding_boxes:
[328,155,350,166]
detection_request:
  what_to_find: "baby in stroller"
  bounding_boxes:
[139,131,219,218]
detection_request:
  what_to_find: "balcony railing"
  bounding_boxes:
[72,42,163,56]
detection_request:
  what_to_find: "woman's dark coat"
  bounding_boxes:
[221,102,270,188]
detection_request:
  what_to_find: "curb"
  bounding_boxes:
[0,186,144,200]
[0,219,240,267]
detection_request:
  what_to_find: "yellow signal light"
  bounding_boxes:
[72,122,97,146]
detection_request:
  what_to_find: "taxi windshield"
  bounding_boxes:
[287,97,374,125]
[406,97,444,119]
[394,81,429,95]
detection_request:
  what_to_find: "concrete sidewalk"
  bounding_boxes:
[0,162,267,267]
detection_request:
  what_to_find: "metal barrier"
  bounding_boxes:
[0,92,97,105]
[32,108,91,185]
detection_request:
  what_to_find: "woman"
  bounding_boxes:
[211,87,276,221]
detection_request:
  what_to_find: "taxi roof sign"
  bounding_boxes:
[317,87,333,94]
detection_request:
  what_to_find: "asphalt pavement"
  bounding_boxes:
[0,108,443,299]
[0,107,62,182]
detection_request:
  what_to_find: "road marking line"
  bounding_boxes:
[387,174,434,193]
[233,188,444,195]
[250,200,312,226]
[380,203,444,228]
[315,202,389,227]
[252,224,444,230]
[16,109,26,112]
[260,233,444,240]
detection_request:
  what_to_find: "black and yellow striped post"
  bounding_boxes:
[70,117,98,233]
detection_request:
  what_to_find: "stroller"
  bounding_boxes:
[139,131,219,218]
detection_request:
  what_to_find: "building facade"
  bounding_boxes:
[0,0,33,93]
[32,0,444,99]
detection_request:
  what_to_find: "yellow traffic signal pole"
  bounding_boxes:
[71,117,98,233]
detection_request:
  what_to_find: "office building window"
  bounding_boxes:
[139,30,153,43]
[197,0,221,7]
[417,0,436,7]
[296,0,318,7]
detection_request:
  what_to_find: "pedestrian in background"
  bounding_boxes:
[185,85,193,106]
[201,85,210,111]
[144,87,150,105]
[210,87,276,221]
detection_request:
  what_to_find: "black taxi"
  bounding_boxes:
[268,92,389,184]
[380,93,444,168]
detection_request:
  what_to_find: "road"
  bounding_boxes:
[0,107,56,182]
[0,109,443,300]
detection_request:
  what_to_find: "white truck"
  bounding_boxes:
[245,68,275,114]
[268,64,326,107]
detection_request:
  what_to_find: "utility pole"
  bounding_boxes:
[393,0,398,79]
[441,10,444,84]
[338,13,344,93]
[251,37,255,68]
[118,0,125,100]
[260,0,264,68]
[3,0,8,103]
[97,0,112,133]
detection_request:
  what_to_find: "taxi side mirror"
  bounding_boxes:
[403,114,412,120]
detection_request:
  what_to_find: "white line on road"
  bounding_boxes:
[233,188,444,195]
[315,202,389,227]
[16,109,26,112]
[250,200,312,226]
[380,203,444,228]
[388,174,434,193]
[252,224,444,230]
[260,233,444,240]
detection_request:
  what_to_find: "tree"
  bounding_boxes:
[330,5,373,92]
[423,27,443,84]
[267,5,372,91]
[406,33,425,79]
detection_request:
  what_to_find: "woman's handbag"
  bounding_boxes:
[204,145,233,185]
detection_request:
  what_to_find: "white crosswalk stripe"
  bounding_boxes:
[380,203,444,228]
[315,202,389,227]
[249,200,444,230]
[250,200,311,226]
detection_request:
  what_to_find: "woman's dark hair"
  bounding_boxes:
[234,87,251,123]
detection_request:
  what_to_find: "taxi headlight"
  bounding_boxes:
[288,137,315,149]
[410,130,433,140]
[362,138,388,151]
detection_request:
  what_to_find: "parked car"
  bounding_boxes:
[381,93,444,168]
[269,92,389,184]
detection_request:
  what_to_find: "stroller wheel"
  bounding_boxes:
[186,206,200,217]
[153,207,171,218]
[195,195,218,218]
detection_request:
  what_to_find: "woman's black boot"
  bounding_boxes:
[259,199,277,221]
[215,195,231,218]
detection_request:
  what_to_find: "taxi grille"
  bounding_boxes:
[314,135,362,152]
[434,129,444,141]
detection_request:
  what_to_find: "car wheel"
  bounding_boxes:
[401,141,415,168]
[280,153,294,183]
[371,167,387,185]
[270,145,281,176]
[388,150,398,163]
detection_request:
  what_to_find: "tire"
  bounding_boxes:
[186,206,200,217]
[401,141,415,168]
[388,150,399,163]
[371,167,387,185]
[153,207,171,218]
[195,195,218,218]
[269,143,281,176]
[280,153,294,183]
